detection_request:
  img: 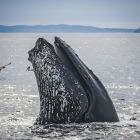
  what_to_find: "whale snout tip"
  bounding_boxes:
[37,37,45,42]
[54,36,59,40]
[36,38,47,46]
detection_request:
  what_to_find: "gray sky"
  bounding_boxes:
[0,0,140,28]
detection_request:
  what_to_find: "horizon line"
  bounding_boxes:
[0,24,139,29]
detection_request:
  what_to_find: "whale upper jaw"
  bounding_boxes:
[28,37,89,124]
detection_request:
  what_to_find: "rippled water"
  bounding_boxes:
[0,33,140,140]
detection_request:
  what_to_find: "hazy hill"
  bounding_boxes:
[134,28,140,33]
[0,24,136,33]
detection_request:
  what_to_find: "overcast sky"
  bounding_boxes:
[0,0,140,28]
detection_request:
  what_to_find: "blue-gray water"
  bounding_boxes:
[0,33,140,140]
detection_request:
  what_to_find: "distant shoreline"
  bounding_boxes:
[0,25,139,33]
[0,32,138,33]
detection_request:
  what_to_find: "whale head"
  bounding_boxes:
[28,37,119,124]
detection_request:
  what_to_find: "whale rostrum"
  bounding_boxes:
[28,37,119,124]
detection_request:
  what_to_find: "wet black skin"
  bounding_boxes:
[28,37,119,124]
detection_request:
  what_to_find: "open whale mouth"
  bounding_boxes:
[28,37,119,123]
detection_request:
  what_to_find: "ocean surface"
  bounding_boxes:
[0,33,140,140]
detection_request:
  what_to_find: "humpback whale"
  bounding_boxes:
[28,37,119,124]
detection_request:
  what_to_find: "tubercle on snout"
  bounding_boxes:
[28,38,56,62]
